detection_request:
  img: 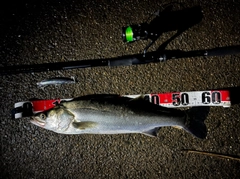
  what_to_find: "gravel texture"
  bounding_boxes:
[1,0,240,178]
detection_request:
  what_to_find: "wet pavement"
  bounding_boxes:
[1,0,240,178]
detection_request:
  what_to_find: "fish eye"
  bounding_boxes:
[39,113,46,120]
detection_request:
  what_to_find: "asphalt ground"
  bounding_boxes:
[1,0,240,178]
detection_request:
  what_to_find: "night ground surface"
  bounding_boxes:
[0,0,240,178]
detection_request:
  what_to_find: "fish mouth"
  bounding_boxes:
[30,117,45,127]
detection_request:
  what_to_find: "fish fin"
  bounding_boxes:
[142,127,161,137]
[73,94,121,101]
[128,95,174,113]
[72,121,97,130]
[184,107,210,139]
[129,95,145,101]
[172,126,183,130]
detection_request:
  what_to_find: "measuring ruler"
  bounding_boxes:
[125,90,230,108]
[12,90,231,119]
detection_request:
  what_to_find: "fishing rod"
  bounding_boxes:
[1,45,240,75]
[122,4,203,56]
[1,5,240,75]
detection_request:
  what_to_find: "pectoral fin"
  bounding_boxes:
[72,121,97,130]
[142,127,161,137]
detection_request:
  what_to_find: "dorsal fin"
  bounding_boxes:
[142,127,161,137]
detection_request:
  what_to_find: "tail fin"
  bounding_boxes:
[184,107,210,139]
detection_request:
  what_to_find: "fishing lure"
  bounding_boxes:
[37,76,76,87]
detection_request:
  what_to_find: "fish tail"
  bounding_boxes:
[184,106,210,139]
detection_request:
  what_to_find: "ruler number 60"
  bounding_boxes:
[202,92,221,104]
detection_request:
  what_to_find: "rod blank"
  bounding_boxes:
[1,45,239,75]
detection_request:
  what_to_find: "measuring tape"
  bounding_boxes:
[12,90,231,119]
[125,90,230,108]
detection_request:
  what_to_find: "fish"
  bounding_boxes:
[31,94,210,139]
[37,76,76,87]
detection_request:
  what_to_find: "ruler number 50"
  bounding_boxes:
[172,93,189,106]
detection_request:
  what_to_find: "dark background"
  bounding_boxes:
[1,0,240,178]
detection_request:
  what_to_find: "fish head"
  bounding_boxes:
[31,110,58,131]
[31,106,74,132]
